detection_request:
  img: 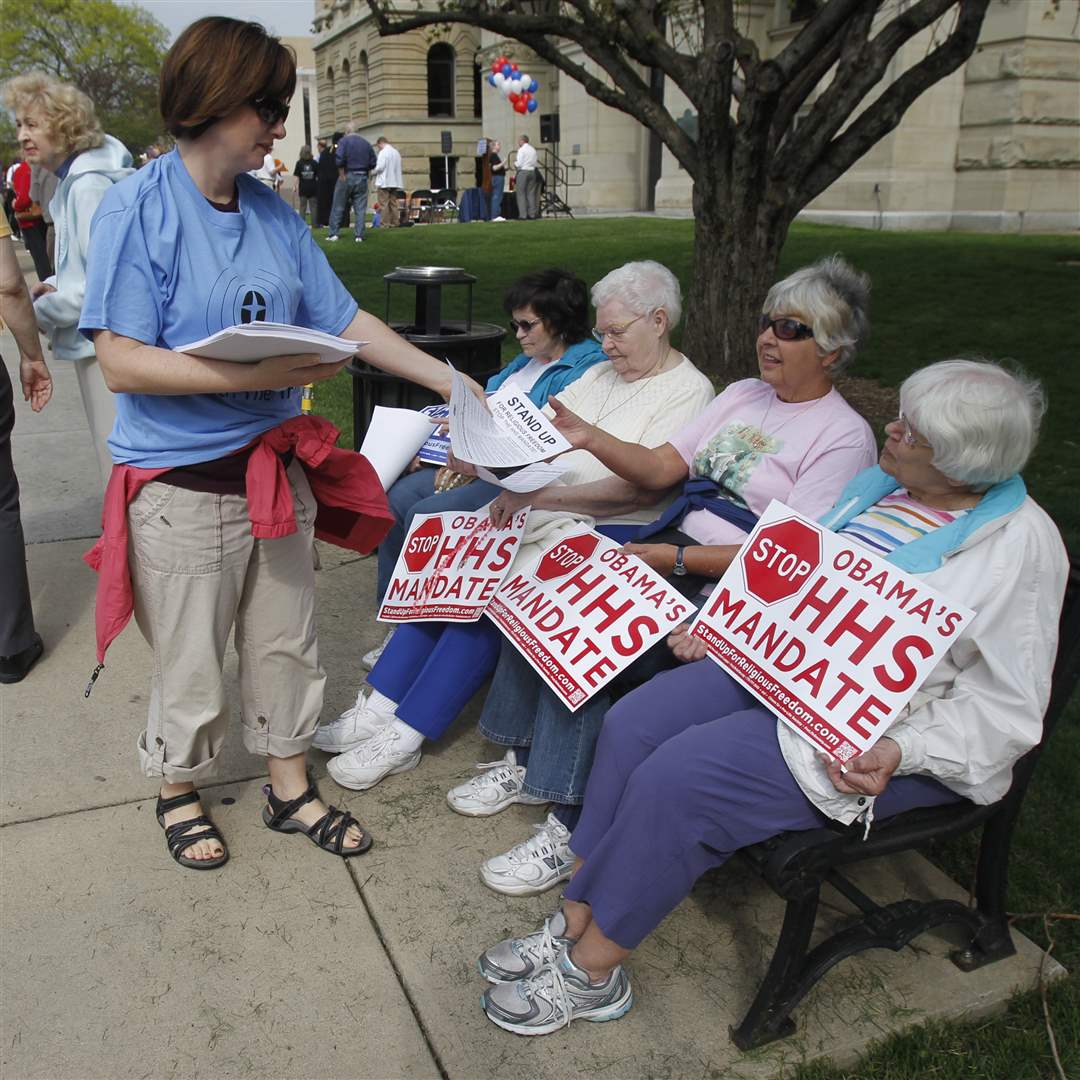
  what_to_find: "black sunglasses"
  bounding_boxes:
[509,316,543,333]
[250,96,290,126]
[758,314,815,342]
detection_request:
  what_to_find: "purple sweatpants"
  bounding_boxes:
[564,659,960,950]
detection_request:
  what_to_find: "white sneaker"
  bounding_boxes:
[361,628,395,671]
[492,216,506,222]
[326,235,339,242]
[480,813,574,896]
[327,728,421,791]
[447,750,548,817]
[312,688,393,753]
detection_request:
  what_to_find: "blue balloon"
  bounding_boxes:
[487,73,496,86]
[501,63,512,77]
[527,98,538,113]
[529,79,538,93]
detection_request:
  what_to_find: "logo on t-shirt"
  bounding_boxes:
[240,290,268,324]
[692,420,780,503]
[206,269,292,332]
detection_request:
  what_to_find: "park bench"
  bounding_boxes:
[730,551,1080,1050]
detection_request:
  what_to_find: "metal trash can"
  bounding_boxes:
[347,265,507,449]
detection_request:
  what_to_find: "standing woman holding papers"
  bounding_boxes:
[79,17,473,870]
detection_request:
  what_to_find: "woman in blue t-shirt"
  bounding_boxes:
[80,17,475,871]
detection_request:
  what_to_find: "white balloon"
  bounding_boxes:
[493,72,506,87]
[501,81,513,96]
[518,72,530,87]
[510,78,522,94]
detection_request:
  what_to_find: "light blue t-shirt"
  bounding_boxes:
[80,149,359,467]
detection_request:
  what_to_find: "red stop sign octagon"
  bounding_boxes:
[741,518,822,605]
[403,517,444,574]
[535,533,599,582]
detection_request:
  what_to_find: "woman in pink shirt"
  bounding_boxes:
[448,255,879,899]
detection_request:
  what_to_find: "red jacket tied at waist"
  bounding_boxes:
[83,414,393,665]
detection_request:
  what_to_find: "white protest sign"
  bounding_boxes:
[380,504,529,623]
[689,500,975,763]
[486,530,693,711]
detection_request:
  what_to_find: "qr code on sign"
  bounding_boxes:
[835,742,858,762]
[569,689,585,706]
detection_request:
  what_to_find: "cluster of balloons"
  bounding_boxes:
[487,56,539,114]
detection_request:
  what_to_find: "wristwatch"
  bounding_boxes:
[672,546,688,576]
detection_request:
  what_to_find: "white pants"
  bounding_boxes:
[74,354,116,484]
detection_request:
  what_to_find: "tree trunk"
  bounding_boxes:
[682,177,788,389]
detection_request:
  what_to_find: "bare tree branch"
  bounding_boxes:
[365,0,700,170]
[780,0,963,185]
[797,0,990,202]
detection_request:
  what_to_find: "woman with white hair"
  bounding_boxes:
[315,259,715,789]
[445,255,879,897]
[478,358,1067,1036]
[3,73,133,481]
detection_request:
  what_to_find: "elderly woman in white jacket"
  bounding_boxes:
[4,73,133,481]
[477,358,1068,1036]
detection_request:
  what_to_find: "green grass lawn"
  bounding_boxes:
[313,218,1079,1078]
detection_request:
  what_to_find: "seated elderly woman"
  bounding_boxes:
[313,260,715,789]
[364,267,606,667]
[448,255,878,897]
[476,358,1068,1035]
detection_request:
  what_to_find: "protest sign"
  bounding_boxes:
[487,530,693,710]
[417,404,450,465]
[380,504,529,623]
[689,501,975,762]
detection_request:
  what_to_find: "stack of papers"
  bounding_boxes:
[177,322,367,364]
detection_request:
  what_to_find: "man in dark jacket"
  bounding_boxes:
[327,123,377,243]
[315,138,338,228]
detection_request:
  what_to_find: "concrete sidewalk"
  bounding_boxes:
[0,282,1061,1079]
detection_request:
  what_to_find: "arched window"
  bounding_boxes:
[427,43,455,117]
[340,58,351,126]
[360,50,371,120]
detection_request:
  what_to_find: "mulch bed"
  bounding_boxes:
[834,375,899,441]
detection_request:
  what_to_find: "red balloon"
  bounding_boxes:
[514,100,527,113]
[521,91,531,102]
[491,61,501,74]
[509,92,520,104]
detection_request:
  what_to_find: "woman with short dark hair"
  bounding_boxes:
[361,266,606,664]
[79,16,472,871]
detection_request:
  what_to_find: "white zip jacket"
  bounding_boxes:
[777,468,1068,826]
[35,135,133,361]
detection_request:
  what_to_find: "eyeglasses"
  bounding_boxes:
[893,412,932,449]
[591,313,644,343]
[758,314,815,342]
[509,316,543,334]
[250,96,290,126]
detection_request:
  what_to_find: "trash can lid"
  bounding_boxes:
[386,266,476,285]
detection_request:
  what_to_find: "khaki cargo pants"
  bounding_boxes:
[128,460,324,782]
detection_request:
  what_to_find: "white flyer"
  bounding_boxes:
[177,321,366,364]
[359,406,439,490]
[475,460,569,493]
[448,365,571,467]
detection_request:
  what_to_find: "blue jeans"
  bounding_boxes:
[376,469,501,604]
[329,173,369,239]
[490,175,505,219]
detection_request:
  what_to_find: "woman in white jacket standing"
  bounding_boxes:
[477,358,1068,1036]
[3,74,133,481]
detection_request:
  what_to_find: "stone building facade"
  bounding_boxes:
[311,0,1079,231]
